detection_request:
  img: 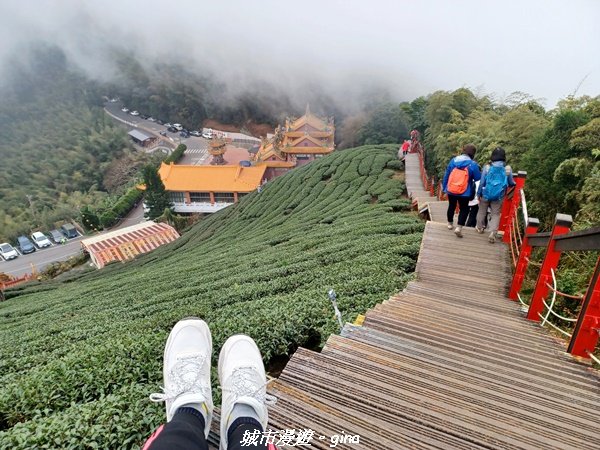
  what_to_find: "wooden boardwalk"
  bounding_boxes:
[213,152,600,449]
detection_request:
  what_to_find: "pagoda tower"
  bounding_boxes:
[252,105,335,179]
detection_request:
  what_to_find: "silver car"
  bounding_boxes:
[0,242,18,260]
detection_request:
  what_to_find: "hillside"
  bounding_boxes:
[0,47,133,242]
[0,145,423,449]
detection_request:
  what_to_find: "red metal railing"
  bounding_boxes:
[504,188,600,362]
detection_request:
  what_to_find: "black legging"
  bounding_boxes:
[466,204,479,227]
[446,194,470,226]
[145,407,267,450]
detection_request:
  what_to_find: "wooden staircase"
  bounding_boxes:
[214,152,600,449]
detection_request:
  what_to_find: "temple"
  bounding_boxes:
[253,105,335,179]
[155,162,267,213]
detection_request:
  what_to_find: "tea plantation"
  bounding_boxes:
[0,144,424,449]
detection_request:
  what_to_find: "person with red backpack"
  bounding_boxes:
[476,147,516,243]
[442,144,481,238]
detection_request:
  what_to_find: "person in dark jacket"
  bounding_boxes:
[476,147,516,243]
[442,144,481,238]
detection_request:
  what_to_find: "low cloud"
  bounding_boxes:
[0,0,598,109]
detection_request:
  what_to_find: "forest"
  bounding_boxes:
[0,47,142,242]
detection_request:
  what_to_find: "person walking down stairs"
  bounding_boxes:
[442,144,481,238]
[476,147,516,243]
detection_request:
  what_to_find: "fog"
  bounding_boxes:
[0,0,599,108]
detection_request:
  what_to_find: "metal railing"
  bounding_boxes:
[416,144,600,364]
[505,196,600,362]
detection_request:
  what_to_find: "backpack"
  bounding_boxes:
[483,165,508,201]
[447,164,470,195]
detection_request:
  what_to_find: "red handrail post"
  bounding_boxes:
[567,255,600,358]
[429,177,435,196]
[508,217,540,300]
[526,213,573,321]
[500,171,527,243]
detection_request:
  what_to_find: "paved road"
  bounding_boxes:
[1,205,149,278]
[1,235,85,277]
[104,102,212,156]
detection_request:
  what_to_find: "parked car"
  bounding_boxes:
[31,231,52,248]
[156,119,164,125]
[164,122,172,128]
[140,114,148,119]
[17,236,36,254]
[202,129,213,139]
[121,107,129,112]
[130,110,140,116]
[180,130,190,138]
[190,130,201,137]
[60,223,79,239]
[173,123,183,131]
[49,229,65,244]
[147,117,156,122]
[167,126,178,133]
[0,242,18,260]
[159,130,167,136]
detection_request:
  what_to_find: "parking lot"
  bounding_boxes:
[1,231,84,277]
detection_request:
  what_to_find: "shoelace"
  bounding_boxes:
[220,366,277,406]
[149,353,210,404]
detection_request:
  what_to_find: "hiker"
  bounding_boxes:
[476,147,516,243]
[143,318,275,450]
[442,144,481,237]
[401,140,411,156]
[465,180,480,227]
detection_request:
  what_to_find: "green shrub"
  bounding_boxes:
[164,144,187,164]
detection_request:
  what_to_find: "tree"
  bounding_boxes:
[357,103,409,146]
[142,165,172,220]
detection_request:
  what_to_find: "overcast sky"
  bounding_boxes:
[0,0,598,107]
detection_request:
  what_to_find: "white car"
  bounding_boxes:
[147,117,156,122]
[202,129,213,139]
[31,231,52,248]
[173,123,183,131]
[0,242,18,260]
[121,107,129,112]
[130,110,140,116]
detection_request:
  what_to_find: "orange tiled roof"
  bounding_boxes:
[256,160,296,168]
[158,163,266,192]
[287,113,329,131]
[285,134,331,148]
[281,147,334,155]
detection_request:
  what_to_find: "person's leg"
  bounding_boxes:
[446,195,458,228]
[146,318,214,450]
[219,335,273,450]
[476,199,489,230]
[456,197,470,227]
[144,408,208,450]
[487,199,504,242]
[466,204,479,227]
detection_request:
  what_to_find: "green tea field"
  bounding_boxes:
[0,145,424,449]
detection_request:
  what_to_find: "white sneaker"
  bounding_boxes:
[475,226,484,234]
[150,318,213,438]
[489,232,496,243]
[447,222,453,230]
[219,335,274,450]
[454,226,463,238]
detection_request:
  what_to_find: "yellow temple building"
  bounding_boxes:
[253,105,335,179]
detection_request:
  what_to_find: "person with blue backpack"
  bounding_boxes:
[442,144,481,238]
[476,147,516,243]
